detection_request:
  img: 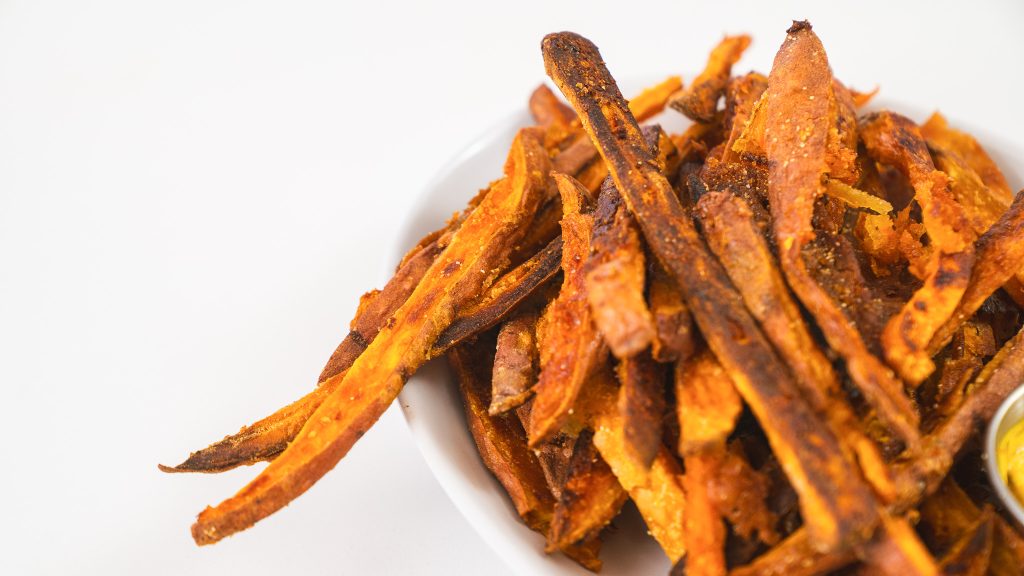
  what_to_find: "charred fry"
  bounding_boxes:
[490,312,540,415]
[544,28,879,550]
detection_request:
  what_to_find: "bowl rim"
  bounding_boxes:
[986,382,1024,526]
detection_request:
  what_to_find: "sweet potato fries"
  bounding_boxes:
[163,21,1024,575]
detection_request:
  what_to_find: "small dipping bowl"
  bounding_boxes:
[986,383,1024,529]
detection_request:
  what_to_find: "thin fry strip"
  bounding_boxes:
[860,111,975,386]
[648,264,695,363]
[190,127,552,545]
[629,75,684,122]
[161,230,451,473]
[527,174,606,445]
[860,514,938,576]
[696,190,895,501]
[547,430,627,552]
[669,35,751,123]
[936,508,994,576]
[763,22,920,448]
[826,179,894,214]
[529,84,576,129]
[589,368,687,563]
[616,350,666,468]
[921,112,1014,204]
[432,235,562,354]
[585,179,656,359]
[929,192,1024,355]
[543,29,878,550]
[489,312,540,415]
[720,72,768,163]
[449,342,554,532]
[675,351,742,455]
[682,450,729,576]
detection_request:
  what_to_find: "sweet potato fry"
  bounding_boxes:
[190,127,552,545]
[696,190,895,500]
[675,351,742,455]
[683,450,729,576]
[929,192,1024,355]
[489,312,540,415]
[161,230,453,473]
[859,514,938,576]
[936,509,993,576]
[762,22,920,449]
[585,178,656,359]
[589,367,688,563]
[617,350,666,468]
[629,75,684,122]
[920,479,1021,575]
[449,342,555,532]
[543,28,878,550]
[527,173,606,445]
[547,430,627,553]
[648,264,695,363]
[529,84,576,129]
[826,179,894,215]
[669,35,751,123]
[860,111,976,386]
[709,442,779,546]
[432,235,561,354]
[921,112,1014,204]
[720,73,768,163]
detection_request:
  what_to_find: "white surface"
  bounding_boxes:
[2,1,1023,575]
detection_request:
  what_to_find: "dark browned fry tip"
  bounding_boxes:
[787,20,812,34]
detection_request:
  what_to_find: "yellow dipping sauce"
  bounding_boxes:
[998,418,1024,504]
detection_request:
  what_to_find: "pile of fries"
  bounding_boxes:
[163,21,1024,575]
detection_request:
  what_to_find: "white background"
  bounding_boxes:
[2,1,1023,574]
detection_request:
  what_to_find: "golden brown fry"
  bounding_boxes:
[629,75,684,122]
[585,179,656,359]
[544,28,878,550]
[190,127,552,545]
[696,190,896,501]
[528,174,605,445]
[547,430,627,553]
[860,514,938,576]
[489,312,539,415]
[589,367,688,563]
[860,111,976,386]
[675,351,742,455]
[826,179,894,214]
[162,230,453,473]
[669,35,751,123]
[763,22,920,449]
[529,84,577,129]
[617,350,666,469]
[432,235,562,354]
[683,450,729,576]
[936,509,994,576]
[709,442,779,546]
[929,192,1024,355]
[721,72,768,163]
[920,479,1021,575]
[449,342,555,532]
[648,264,695,363]
[921,112,1014,204]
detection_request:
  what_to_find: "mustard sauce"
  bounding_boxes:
[998,418,1024,504]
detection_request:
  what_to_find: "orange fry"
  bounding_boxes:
[860,111,975,386]
[669,35,751,123]
[489,312,540,415]
[616,350,666,468]
[190,127,552,545]
[528,174,606,445]
[585,179,656,358]
[763,22,920,448]
[675,351,742,455]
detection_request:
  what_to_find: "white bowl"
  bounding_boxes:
[392,81,1024,575]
